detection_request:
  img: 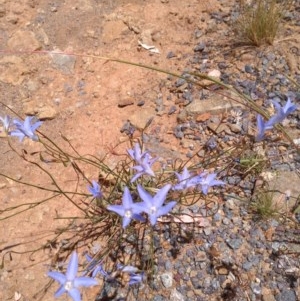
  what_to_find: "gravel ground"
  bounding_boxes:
[100,3,300,301]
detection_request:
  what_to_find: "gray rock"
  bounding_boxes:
[203,227,212,236]
[194,42,206,52]
[190,277,201,289]
[50,51,76,74]
[165,260,172,271]
[160,272,173,288]
[137,100,145,106]
[275,290,297,301]
[222,217,231,225]
[245,64,254,73]
[167,51,176,59]
[226,238,243,249]
[243,261,253,271]
[175,78,186,88]
[168,105,177,115]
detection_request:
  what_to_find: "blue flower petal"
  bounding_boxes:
[153,184,171,208]
[74,277,98,287]
[137,185,152,206]
[107,204,125,217]
[122,187,133,208]
[47,271,66,285]
[54,285,67,298]
[68,288,82,301]
[157,201,176,218]
[66,252,78,281]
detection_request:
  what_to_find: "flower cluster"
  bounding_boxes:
[48,142,225,300]
[256,98,297,141]
[107,184,176,228]
[94,144,225,229]
[0,115,42,142]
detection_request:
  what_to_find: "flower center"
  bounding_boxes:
[64,280,73,291]
[125,209,132,218]
[150,206,157,215]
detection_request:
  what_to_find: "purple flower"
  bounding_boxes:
[137,184,176,226]
[131,153,157,183]
[88,181,102,198]
[196,173,225,195]
[107,187,145,228]
[116,264,145,285]
[173,167,200,190]
[129,272,145,285]
[127,143,148,163]
[10,116,42,142]
[0,115,11,132]
[268,98,297,126]
[256,114,268,141]
[48,252,98,301]
[256,98,297,141]
[84,254,109,278]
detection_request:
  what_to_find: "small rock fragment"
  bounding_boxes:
[160,272,173,288]
[7,30,41,51]
[118,98,134,108]
[50,50,76,74]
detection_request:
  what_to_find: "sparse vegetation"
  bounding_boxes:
[251,190,284,219]
[235,0,289,46]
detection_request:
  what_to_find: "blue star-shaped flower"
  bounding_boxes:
[127,143,148,163]
[130,153,157,183]
[87,181,102,199]
[173,167,200,190]
[271,98,297,123]
[10,116,42,142]
[196,173,225,195]
[48,252,98,301]
[256,98,297,141]
[107,187,145,228]
[137,184,176,226]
